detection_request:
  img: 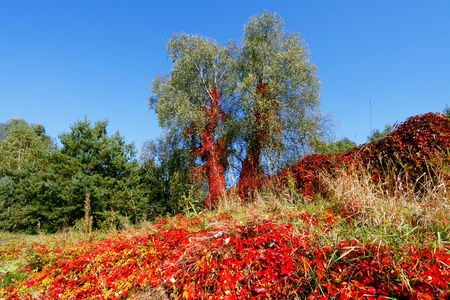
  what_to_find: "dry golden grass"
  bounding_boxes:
[129,286,169,300]
[321,162,450,229]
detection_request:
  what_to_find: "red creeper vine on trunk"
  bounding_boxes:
[187,86,228,209]
[237,82,281,200]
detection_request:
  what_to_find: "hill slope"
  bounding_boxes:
[1,113,450,299]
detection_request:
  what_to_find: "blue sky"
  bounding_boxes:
[1,1,449,154]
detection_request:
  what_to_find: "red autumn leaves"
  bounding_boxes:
[190,81,283,207]
[187,86,228,209]
[239,112,450,200]
[2,212,449,299]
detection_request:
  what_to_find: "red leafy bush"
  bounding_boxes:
[242,113,450,200]
[350,112,450,186]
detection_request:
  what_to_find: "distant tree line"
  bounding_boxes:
[0,114,347,234]
[0,117,203,233]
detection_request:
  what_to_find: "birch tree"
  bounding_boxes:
[149,33,237,208]
[236,11,326,196]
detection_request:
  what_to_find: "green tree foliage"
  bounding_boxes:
[60,118,136,178]
[238,11,325,173]
[236,11,326,195]
[444,105,450,118]
[0,118,145,233]
[0,119,54,170]
[0,152,81,232]
[312,137,357,156]
[150,12,330,205]
[150,33,236,135]
[139,134,204,216]
[150,33,237,208]
[0,119,78,232]
[59,118,142,229]
[367,124,394,143]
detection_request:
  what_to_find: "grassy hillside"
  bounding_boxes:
[1,163,449,299]
[1,113,450,299]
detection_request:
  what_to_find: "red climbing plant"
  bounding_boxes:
[188,86,228,209]
[151,13,325,207]
[149,32,234,209]
[237,82,281,199]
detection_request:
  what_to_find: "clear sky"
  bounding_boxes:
[1,1,449,154]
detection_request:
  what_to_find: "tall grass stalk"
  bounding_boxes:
[320,159,450,248]
[323,163,449,226]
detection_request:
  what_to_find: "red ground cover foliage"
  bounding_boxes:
[2,213,449,299]
[239,112,450,200]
